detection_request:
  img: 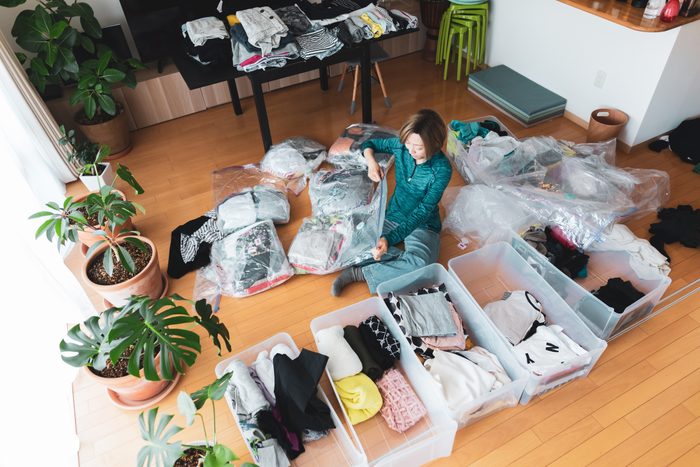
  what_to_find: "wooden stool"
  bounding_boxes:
[337,43,392,114]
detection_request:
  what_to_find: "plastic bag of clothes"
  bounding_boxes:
[441,185,536,246]
[194,219,293,300]
[260,136,326,194]
[212,164,290,204]
[288,179,387,274]
[216,185,290,235]
[309,168,374,216]
[327,123,398,170]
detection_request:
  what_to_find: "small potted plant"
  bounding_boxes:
[138,373,254,467]
[60,294,232,409]
[59,125,113,191]
[1,0,145,155]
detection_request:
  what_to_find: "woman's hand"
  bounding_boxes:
[372,237,388,261]
[364,148,383,182]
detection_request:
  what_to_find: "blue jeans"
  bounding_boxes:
[362,221,441,293]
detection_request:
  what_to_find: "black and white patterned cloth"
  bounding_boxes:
[181,210,223,263]
[275,4,313,36]
[361,315,401,359]
[296,27,343,60]
[383,284,461,359]
[168,210,224,279]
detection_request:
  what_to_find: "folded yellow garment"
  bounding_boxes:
[335,373,383,425]
[360,13,383,38]
[227,15,240,26]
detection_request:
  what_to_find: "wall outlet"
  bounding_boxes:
[594,70,607,89]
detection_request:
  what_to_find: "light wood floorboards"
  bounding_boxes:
[67,52,700,466]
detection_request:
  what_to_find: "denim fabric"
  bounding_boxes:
[362,225,441,293]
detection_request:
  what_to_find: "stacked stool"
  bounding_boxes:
[436,1,489,81]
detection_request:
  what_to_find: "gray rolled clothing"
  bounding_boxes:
[398,293,458,337]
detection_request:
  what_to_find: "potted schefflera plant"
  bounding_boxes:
[2,0,144,156]
[138,374,254,467]
[60,294,232,409]
[59,124,114,192]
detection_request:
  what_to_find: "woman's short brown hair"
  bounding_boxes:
[399,109,447,157]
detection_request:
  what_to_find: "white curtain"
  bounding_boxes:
[0,30,98,467]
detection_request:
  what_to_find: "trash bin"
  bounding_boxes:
[586,108,629,143]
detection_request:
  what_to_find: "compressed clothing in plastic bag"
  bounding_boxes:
[327,123,398,170]
[288,179,387,274]
[195,219,293,299]
[212,164,291,205]
[309,168,374,216]
[217,185,290,235]
[260,137,327,192]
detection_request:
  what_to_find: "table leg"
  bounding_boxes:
[250,79,272,151]
[227,78,243,115]
[360,45,372,123]
[319,65,329,91]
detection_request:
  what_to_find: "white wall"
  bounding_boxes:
[0,0,138,58]
[486,0,679,146]
[636,19,700,144]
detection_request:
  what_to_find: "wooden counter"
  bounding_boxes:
[559,0,699,32]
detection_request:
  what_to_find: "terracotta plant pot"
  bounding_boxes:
[76,106,132,159]
[83,353,180,410]
[81,236,165,307]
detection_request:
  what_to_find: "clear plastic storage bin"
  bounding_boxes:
[509,234,671,340]
[445,115,518,183]
[310,298,457,467]
[448,242,607,403]
[214,333,365,466]
[375,264,529,426]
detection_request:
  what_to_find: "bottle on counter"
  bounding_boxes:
[643,0,665,18]
[661,0,682,20]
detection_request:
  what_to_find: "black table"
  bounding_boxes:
[172,28,418,151]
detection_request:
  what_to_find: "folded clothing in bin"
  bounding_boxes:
[592,278,645,314]
[483,289,588,376]
[317,315,427,432]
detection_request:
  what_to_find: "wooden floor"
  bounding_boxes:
[68,52,700,467]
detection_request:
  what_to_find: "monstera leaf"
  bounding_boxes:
[59,307,123,371]
[136,408,184,467]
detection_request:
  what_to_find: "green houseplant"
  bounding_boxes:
[59,294,232,407]
[1,0,145,155]
[138,374,255,467]
[59,124,113,191]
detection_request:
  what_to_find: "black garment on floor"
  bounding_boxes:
[593,278,645,314]
[358,321,395,370]
[648,118,700,164]
[168,215,213,279]
[273,349,336,435]
[649,205,700,260]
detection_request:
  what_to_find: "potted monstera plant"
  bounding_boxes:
[1,0,144,156]
[59,294,232,409]
[138,374,255,467]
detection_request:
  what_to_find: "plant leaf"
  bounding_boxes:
[102,67,125,83]
[177,391,197,426]
[57,46,78,74]
[97,50,112,74]
[193,300,232,356]
[102,246,114,276]
[204,444,238,467]
[0,0,27,7]
[33,6,52,38]
[97,93,116,116]
[84,95,97,120]
[16,31,45,53]
[116,164,144,195]
[79,14,102,40]
[49,20,67,39]
[30,56,48,76]
[79,33,94,54]
[136,408,183,467]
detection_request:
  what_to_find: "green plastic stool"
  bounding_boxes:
[436,2,489,67]
[442,16,477,81]
[445,2,489,65]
